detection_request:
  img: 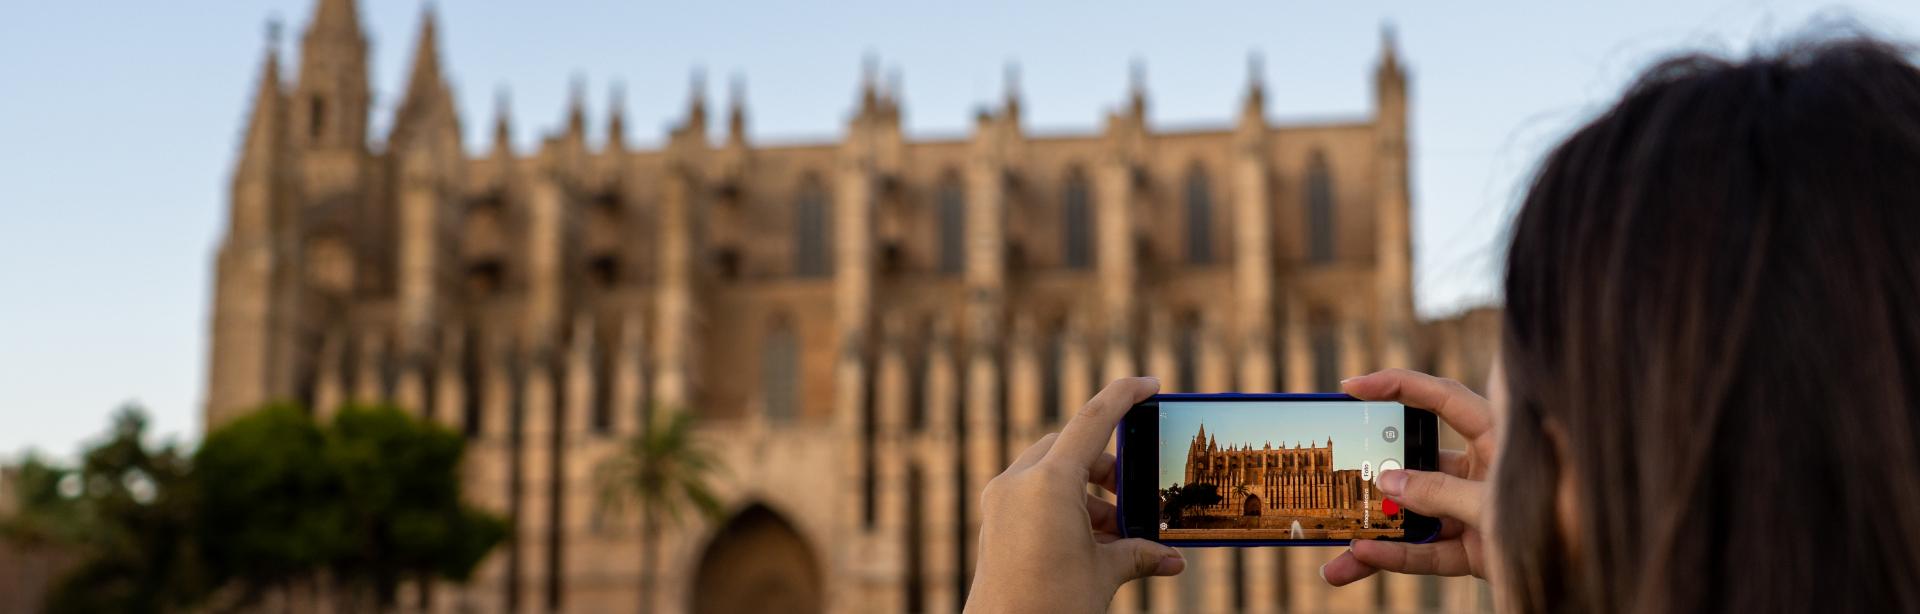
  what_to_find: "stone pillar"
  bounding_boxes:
[353,331,385,406]
[1282,293,1333,612]
[1057,314,1094,431]
[868,315,911,611]
[1006,315,1042,455]
[433,330,463,432]
[652,168,698,410]
[835,139,880,613]
[1195,314,1238,614]
[614,309,647,436]
[922,327,960,614]
[313,330,344,419]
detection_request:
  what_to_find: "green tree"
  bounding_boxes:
[323,404,506,609]
[596,410,724,614]
[193,403,505,611]
[0,453,91,546]
[37,405,207,614]
[193,403,344,609]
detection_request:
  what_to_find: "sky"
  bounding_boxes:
[1159,401,1403,489]
[5,0,1920,461]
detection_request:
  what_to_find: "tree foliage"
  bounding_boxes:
[32,406,207,613]
[3,403,505,613]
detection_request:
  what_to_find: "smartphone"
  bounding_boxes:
[1117,393,1441,546]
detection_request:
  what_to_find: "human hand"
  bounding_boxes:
[1321,369,1496,585]
[964,377,1185,614]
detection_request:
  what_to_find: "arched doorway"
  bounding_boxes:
[691,504,824,614]
[1243,493,1263,516]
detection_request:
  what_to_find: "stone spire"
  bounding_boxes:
[1127,58,1147,119]
[726,73,748,145]
[310,0,362,37]
[563,75,587,140]
[1002,61,1022,124]
[291,0,369,151]
[607,81,627,152]
[1242,50,1266,121]
[1378,23,1403,81]
[858,53,882,116]
[492,87,512,157]
[686,67,709,134]
[237,20,285,176]
[390,4,457,149]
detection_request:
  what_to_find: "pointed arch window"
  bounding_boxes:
[937,173,966,275]
[1062,168,1094,269]
[1184,166,1213,265]
[762,318,800,422]
[795,177,832,278]
[1307,150,1336,264]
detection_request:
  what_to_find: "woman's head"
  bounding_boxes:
[1496,37,1920,612]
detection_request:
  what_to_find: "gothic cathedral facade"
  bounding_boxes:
[205,1,1500,612]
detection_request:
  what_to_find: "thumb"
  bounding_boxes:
[1376,468,1486,526]
[1100,539,1185,584]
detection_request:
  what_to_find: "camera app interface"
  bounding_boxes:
[1158,401,1407,542]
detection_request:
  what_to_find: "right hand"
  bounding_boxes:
[1320,368,1497,585]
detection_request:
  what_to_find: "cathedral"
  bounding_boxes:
[203,0,1500,612]
[1177,427,1380,529]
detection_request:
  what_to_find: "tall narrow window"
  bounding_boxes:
[937,174,966,275]
[1041,325,1063,424]
[1176,312,1201,391]
[1307,150,1336,264]
[904,464,927,613]
[762,319,800,423]
[1063,168,1094,269]
[1184,166,1213,265]
[1311,309,1340,392]
[591,337,613,434]
[795,177,831,278]
[461,329,482,438]
[308,96,326,140]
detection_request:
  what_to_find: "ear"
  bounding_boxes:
[1541,419,1582,563]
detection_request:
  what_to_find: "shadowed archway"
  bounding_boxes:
[690,503,823,614]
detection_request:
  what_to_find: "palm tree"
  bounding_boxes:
[596,409,724,614]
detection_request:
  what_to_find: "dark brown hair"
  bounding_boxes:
[1497,37,1920,612]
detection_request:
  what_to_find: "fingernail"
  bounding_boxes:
[1377,469,1408,496]
[1318,560,1331,584]
[1155,554,1185,575]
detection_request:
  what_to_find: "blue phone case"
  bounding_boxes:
[1116,392,1438,547]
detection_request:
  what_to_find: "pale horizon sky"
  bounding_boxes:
[5,0,1919,461]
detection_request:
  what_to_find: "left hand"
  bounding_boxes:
[964,377,1186,614]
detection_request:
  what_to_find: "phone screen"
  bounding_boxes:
[1155,399,1410,543]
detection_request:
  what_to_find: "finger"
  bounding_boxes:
[1342,369,1492,439]
[1320,547,1382,587]
[1100,538,1184,584]
[1377,469,1486,525]
[1350,539,1476,577]
[1086,494,1119,535]
[1048,377,1160,469]
[1439,449,1470,477]
[1087,452,1118,493]
[1010,433,1060,471]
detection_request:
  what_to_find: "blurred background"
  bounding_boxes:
[3,1,1917,612]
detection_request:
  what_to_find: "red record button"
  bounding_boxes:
[1382,498,1400,516]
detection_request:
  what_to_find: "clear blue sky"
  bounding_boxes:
[1160,401,1403,489]
[4,0,1919,460]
